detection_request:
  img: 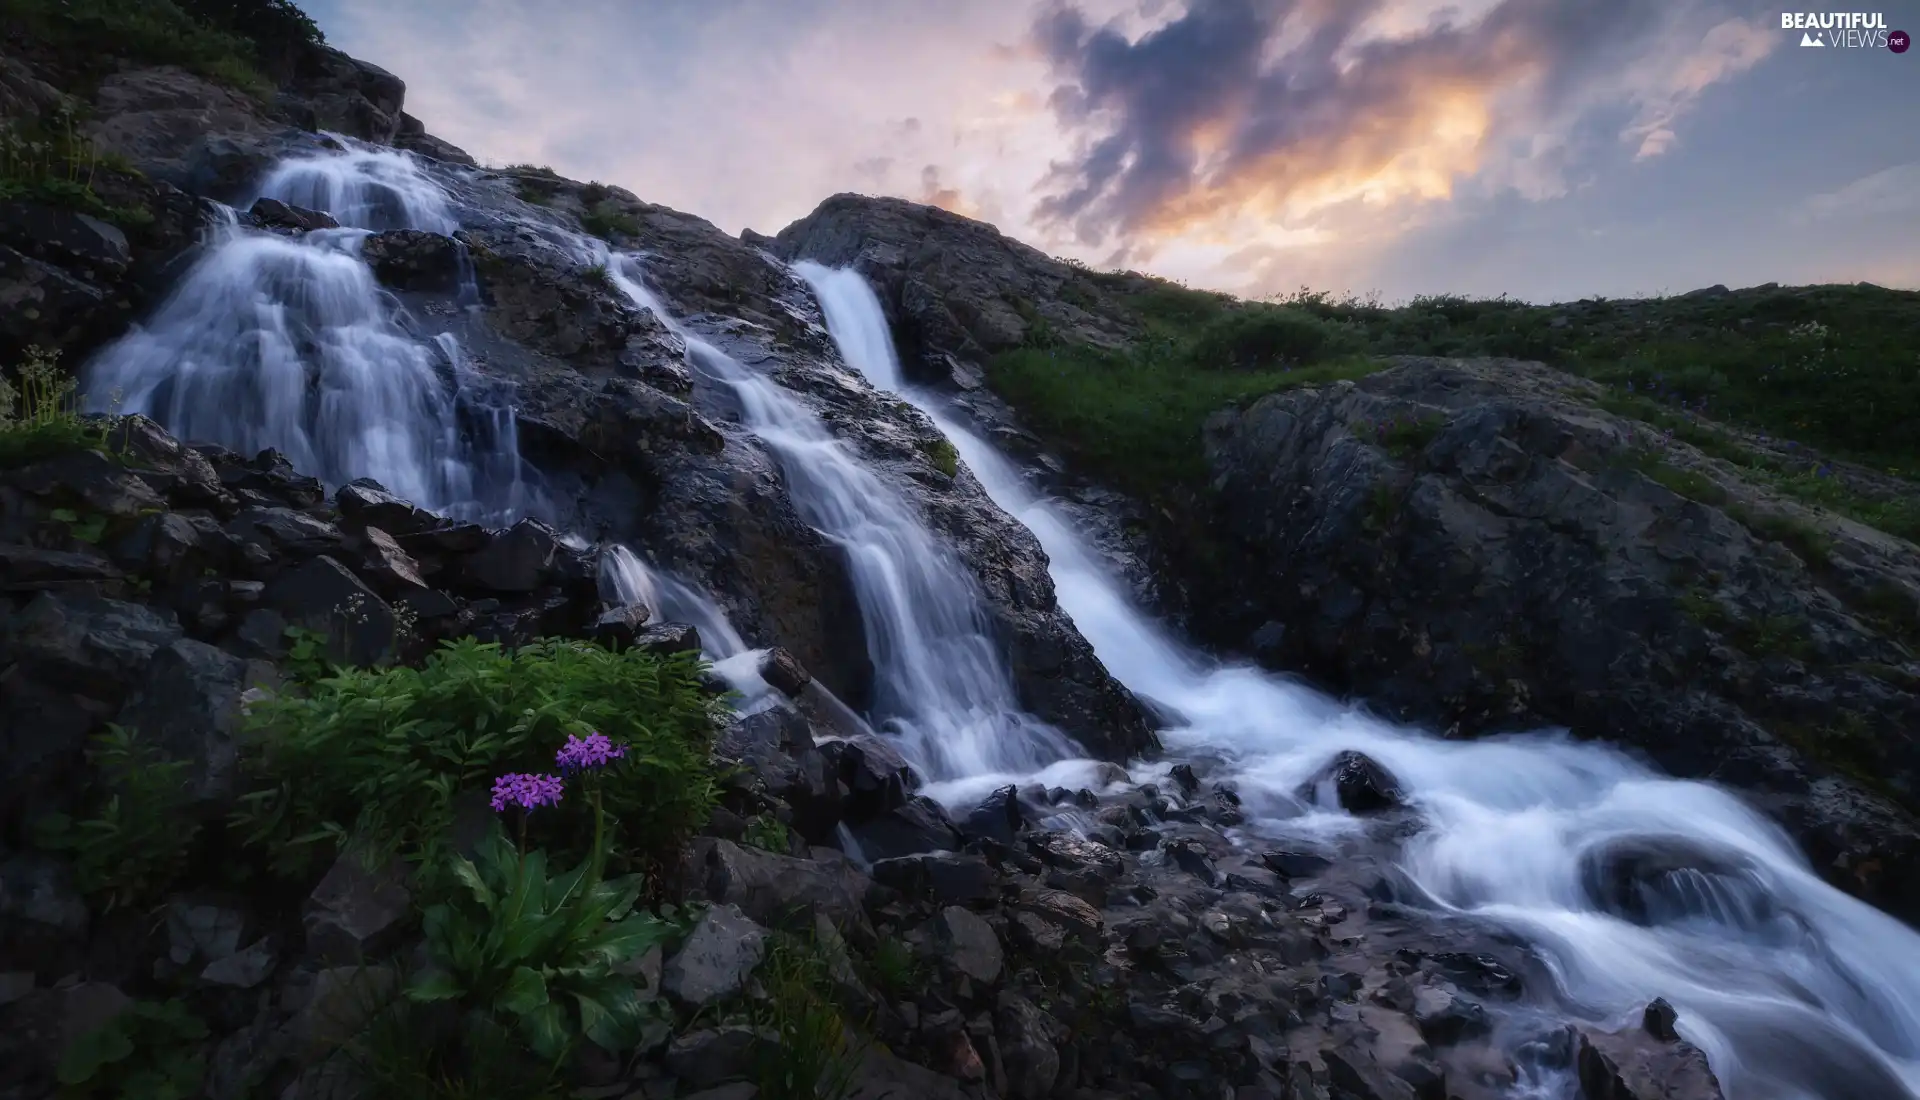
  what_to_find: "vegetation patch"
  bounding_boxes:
[0,0,323,98]
[1354,412,1447,461]
[0,347,119,469]
[580,204,641,241]
[918,436,959,477]
[233,636,726,881]
[749,935,867,1100]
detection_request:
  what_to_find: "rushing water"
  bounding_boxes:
[84,145,532,525]
[596,258,1078,782]
[794,261,1920,1100]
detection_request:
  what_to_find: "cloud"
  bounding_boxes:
[1029,0,1778,247]
[1800,163,1920,223]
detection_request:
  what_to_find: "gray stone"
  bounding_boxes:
[333,480,434,535]
[266,555,396,666]
[925,905,1002,986]
[116,638,260,802]
[284,966,396,1064]
[0,853,89,937]
[460,518,562,593]
[692,839,873,938]
[166,898,247,965]
[201,938,279,989]
[993,992,1060,1100]
[303,855,412,966]
[663,1026,778,1090]
[662,903,767,1008]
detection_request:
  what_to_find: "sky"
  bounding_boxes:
[303,0,1920,304]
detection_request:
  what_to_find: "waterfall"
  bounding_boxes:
[794,261,1920,1100]
[596,258,1078,783]
[83,145,534,526]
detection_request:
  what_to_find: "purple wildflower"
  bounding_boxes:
[491,772,565,813]
[555,732,628,774]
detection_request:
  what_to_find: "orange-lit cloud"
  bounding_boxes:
[1030,0,1779,247]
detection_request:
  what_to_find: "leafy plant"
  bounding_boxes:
[56,998,208,1100]
[408,806,672,1063]
[579,205,640,241]
[234,637,724,880]
[50,507,110,544]
[866,935,921,998]
[743,814,792,855]
[918,436,959,478]
[33,725,200,912]
[751,935,867,1100]
[0,0,282,98]
[0,347,116,469]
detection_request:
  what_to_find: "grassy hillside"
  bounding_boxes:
[988,279,1920,541]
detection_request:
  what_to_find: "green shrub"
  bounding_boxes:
[56,998,208,1100]
[866,936,921,998]
[233,637,725,880]
[751,936,866,1100]
[0,347,118,469]
[919,436,959,477]
[408,821,672,1065]
[0,0,286,97]
[32,726,201,912]
[1189,306,1349,370]
[579,205,640,241]
[743,814,792,854]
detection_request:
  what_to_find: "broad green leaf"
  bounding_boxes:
[406,968,464,1002]
[499,965,550,1015]
[518,1001,571,1063]
[448,853,495,910]
[56,1019,133,1084]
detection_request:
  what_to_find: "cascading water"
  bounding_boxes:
[595,258,1077,782]
[795,261,1920,1100]
[84,144,531,525]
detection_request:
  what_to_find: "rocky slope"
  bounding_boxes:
[773,198,1920,922]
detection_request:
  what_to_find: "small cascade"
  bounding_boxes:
[83,144,536,527]
[592,256,1077,783]
[598,545,748,660]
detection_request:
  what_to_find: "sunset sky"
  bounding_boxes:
[304,0,1919,304]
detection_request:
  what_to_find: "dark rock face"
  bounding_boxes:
[1197,357,1920,918]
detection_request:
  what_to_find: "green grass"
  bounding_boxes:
[0,113,156,229]
[580,204,641,241]
[750,935,867,1100]
[0,347,119,469]
[0,0,321,99]
[918,436,959,477]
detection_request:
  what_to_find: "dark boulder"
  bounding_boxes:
[1302,750,1405,815]
[359,229,463,292]
[246,198,337,233]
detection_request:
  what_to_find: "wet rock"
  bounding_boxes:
[868,851,998,907]
[822,735,920,823]
[663,903,767,1008]
[333,480,435,536]
[665,1026,778,1091]
[0,201,131,278]
[923,905,1002,985]
[1643,997,1680,1042]
[994,992,1061,1100]
[0,544,123,591]
[850,795,962,862]
[247,198,338,233]
[694,838,872,937]
[758,645,811,697]
[114,638,260,802]
[1305,750,1404,815]
[1263,849,1335,879]
[460,518,562,593]
[360,229,463,292]
[1015,888,1103,942]
[1410,985,1489,1045]
[584,602,651,649]
[200,938,278,989]
[357,526,428,592]
[165,897,247,968]
[632,621,702,655]
[11,449,167,516]
[266,555,395,665]
[959,784,1024,847]
[303,854,412,965]
[1577,1027,1726,1100]
[1322,1044,1416,1100]
[284,965,396,1064]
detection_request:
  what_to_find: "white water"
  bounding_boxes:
[596,259,1078,783]
[84,146,531,525]
[797,262,1920,1100]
